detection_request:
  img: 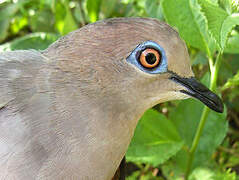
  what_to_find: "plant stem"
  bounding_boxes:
[185,52,222,179]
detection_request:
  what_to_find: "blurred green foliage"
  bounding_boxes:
[0,0,239,179]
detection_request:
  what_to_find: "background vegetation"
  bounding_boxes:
[0,0,239,179]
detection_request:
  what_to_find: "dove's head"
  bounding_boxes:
[44,18,223,114]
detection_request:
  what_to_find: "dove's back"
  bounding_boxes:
[0,49,122,180]
[0,50,54,179]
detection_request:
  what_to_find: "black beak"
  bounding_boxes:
[170,74,224,113]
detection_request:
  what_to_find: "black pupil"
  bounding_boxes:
[145,53,157,64]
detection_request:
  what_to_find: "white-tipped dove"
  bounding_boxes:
[0,18,223,179]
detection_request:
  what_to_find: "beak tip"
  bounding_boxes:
[209,92,224,113]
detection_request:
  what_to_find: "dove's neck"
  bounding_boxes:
[48,85,145,179]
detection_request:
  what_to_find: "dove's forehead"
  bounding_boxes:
[83,18,183,50]
[57,18,185,56]
[47,18,192,77]
[83,18,191,75]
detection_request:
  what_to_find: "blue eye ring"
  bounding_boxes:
[126,41,168,74]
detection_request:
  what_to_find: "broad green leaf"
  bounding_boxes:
[10,16,28,34]
[54,1,78,35]
[74,3,87,24]
[189,168,237,180]
[219,0,233,14]
[213,169,237,180]
[0,3,18,20]
[231,0,239,12]
[62,6,78,35]
[162,97,227,179]
[145,0,164,20]
[222,70,239,89]
[225,32,239,53]
[199,0,228,49]
[86,0,101,22]
[161,0,215,56]
[221,14,239,48]
[0,20,10,42]
[0,3,19,42]
[0,32,60,51]
[55,1,66,34]
[101,0,117,18]
[126,171,141,180]
[209,0,219,4]
[192,52,208,65]
[194,104,227,167]
[126,170,162,180]
[126,109,183,166]
[29,9,55,32]
[189,168,214,180]
[199,0,239,49]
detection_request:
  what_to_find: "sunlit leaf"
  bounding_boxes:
[221,14,239,48]
[189,168,214,180]
[223,70,239,89]
[219,0,233,14]
[145,0,163,20]
[189,168,237,180]
[101,0,117,18]
[225,32,239,53]
[10,16,28,34]
[29,9,55,32]
[126,109,183,166]
[0,32,59,51]
[55,1,66,34]
[199,0,239,49]
[62,6,78,35]
[86,0,101,22]
[162,98,227,179]
[0,3,19,42]
[161,0,215,56]
[0,20,10,42]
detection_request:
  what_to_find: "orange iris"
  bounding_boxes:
[139,48,161,68]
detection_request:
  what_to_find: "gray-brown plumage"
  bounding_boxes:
[0,18,223,179]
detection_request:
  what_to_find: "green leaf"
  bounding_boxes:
[221,14,239,48]
[225,32,239,53]
[54,1,78,35]
[0,32,60,51]
[74,3,87,24]
[161,0,215,56]
[0,3,19,42]
[162,98,227,179]
[192,52,208,65]
[189,168,214,180]
[29,9,55,32]
[10,16,28,34]
[222,70,239,89]
[126,109,183,166]
[62,6,78,35]
[219,0,233,14]
[145,0,164,20]
[86,0,101,22]
[55,1,66,34]
[199,0,239,49]
[0,3,19,20]
[126,171,141,180]
[100,0,117,18]
[189,168,237,180]
[0,20,10,42]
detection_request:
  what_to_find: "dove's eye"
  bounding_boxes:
[139,48,161,68]
[126,41,168,74]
